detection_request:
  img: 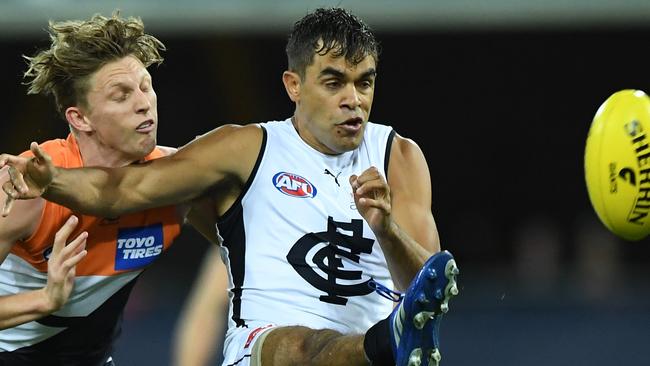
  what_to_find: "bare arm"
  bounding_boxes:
[172,245,228,366]
[0,169,87,329]
[2,124,263,217]
[386,135,439,289]
[184,195,220,244]
[350,134,438,291]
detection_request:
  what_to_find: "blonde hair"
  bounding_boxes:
[23,11,165,117]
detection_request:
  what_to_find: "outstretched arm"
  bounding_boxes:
[1,124,263,218]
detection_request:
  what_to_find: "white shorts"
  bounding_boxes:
[222,322,277,366]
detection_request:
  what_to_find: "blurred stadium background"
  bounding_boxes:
[2,1,650,365]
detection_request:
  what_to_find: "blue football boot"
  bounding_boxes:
[388,250,459,366]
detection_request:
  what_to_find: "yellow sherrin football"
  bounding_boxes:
[585,89,650,241]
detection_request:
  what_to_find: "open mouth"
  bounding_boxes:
[338,117,363,131]
[136,119,155,132]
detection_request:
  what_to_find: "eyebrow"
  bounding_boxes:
[107,82,130,90]
[318,67,377,80]
[319,67,345,79]
[106,74,152,90]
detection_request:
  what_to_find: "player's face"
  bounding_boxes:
[296,51,376,155]
[82,55,158,161]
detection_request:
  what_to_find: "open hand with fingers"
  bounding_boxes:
[43,215,88,312]
[0,142,56,216]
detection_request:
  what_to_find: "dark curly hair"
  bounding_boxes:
[286,7,380,77]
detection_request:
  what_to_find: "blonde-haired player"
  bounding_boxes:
[0,12,218,365]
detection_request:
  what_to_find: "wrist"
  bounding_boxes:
[35,287,60,315]
[374,220,399,242]
[41,167,59,199]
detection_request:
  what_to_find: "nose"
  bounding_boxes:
[134,89,152,114]
[340,83,362,110]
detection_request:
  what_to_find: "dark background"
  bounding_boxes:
[2,18,650,366]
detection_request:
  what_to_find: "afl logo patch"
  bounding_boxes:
[273,172,317,198]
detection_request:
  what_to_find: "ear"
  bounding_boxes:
[282,71,301,103]
[65,106,93,133]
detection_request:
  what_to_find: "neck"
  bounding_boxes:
[75,133,143,168]
[290,114,300,132]
[290,114,337,155]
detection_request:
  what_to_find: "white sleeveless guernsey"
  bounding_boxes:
[218,118,397,336]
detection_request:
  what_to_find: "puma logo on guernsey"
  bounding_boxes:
[115,223,164,270]
[324,169,341,187]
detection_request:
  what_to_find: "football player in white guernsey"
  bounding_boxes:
[1,7,460,366]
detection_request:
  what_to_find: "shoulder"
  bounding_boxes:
[19,138,66,158]
[155,145,178,157]
[364,122,396,143]
[388,131,427,172]
[19,138,78,170]
[386,132,432,202]
[184,123,264,150]
[217,123,264,136]
[170,123,264,180]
